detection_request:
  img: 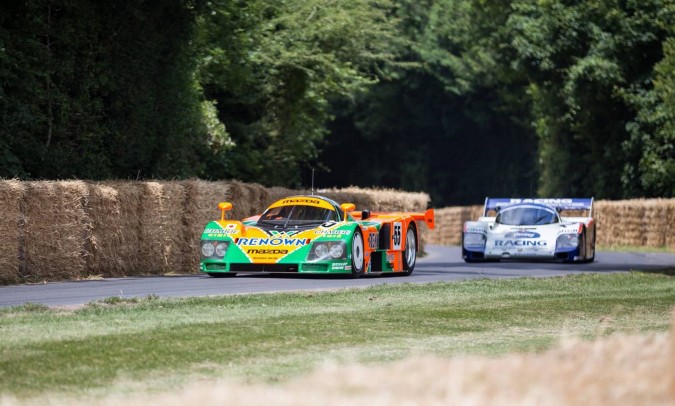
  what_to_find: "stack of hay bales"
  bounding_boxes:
[319,186,429,212]
[431,205,483,245]
[594,199,675,248]
[135,181,189,275]
[21,181,89,282]
[87,182,143,277]
[0,180,24,284]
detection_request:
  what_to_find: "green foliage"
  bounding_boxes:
[321,0,538,205]
[196,0,401,186]
[0,0,208,180]
[1,0,672,201]
[504,0,674,198]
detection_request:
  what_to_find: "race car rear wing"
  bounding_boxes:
[483,197,594,217]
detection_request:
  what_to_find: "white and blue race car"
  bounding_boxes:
[462,198,596,263]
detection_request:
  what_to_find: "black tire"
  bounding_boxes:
[350,231,365,278]
[207,272,237,278]
[585,226,596,263]
[402,224,417,276]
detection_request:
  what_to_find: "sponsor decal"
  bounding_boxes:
[508,198,573,204]
[204,228,237,235]
[494,240,547,247]
[315,229,350,235]
[558,228,579,235]
[368,233,379,250]
[331,262,348,270]
[235,238,311,246]
[282,198,321,205]
[265,230,302,238]
[247,249,288,255]
[392,222,402,250]
[504,231,540,239]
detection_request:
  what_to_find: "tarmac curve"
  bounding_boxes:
[1,245,673,308]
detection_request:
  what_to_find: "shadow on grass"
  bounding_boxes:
[640,268,675,276]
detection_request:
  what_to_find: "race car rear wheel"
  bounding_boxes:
[402,224,417,276]
[350,231,365,278]
[583,226,596,263]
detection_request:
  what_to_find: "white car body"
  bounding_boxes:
[462,198,596,263]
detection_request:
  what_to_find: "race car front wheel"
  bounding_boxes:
[350,231,365,278]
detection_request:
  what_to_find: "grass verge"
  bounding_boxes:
[0,272,673,401]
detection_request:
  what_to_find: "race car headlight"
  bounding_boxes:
[315,244,329,258]
[215,242,228,257]
[463,233,486,249]
[330,244,344,258]
[308,241,346,261]
[201,240,229,259]
[556,234,579,250]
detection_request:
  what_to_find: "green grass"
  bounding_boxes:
[1,272,674,400]
[598,245,675,253]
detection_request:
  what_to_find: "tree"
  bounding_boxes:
[195,0,401,187]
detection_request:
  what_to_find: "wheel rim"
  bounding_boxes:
[405,229,416,267]
[352,233,364,272]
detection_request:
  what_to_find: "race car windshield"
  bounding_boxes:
[496,206,558,226]
[257,205,338,227]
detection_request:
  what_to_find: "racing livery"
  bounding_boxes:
[200,195,435,277]
[462,198,596,263]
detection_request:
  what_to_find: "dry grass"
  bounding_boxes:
[12,310,673,406]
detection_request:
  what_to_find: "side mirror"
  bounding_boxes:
[218,202,233,221]
[340,203,356,222]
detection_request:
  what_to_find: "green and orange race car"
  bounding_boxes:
[200,195,435,278]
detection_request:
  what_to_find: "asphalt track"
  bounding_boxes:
[1,245,673,308]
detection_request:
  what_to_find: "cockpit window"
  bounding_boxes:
[257,204,338,227]
[496,206,558,226]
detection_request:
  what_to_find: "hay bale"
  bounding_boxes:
[138,181,189,274]
[87,182,143,277]
[667,201,675,249]
[224,180,270,219]
[265,186,299,206]
[0,180,25,284]
[429,205,482,246]
[22,181,89,282]
[321,187,429,212]
[594,199,675,248]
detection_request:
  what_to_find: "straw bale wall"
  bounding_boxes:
[22,181,90,282]
[0,180,430,284]
[427,198,675,249]
[431,206,483,246]
[594,199,675,248]
[0,180,25,284]
[2,179,671,285]
[87,182,142,277]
